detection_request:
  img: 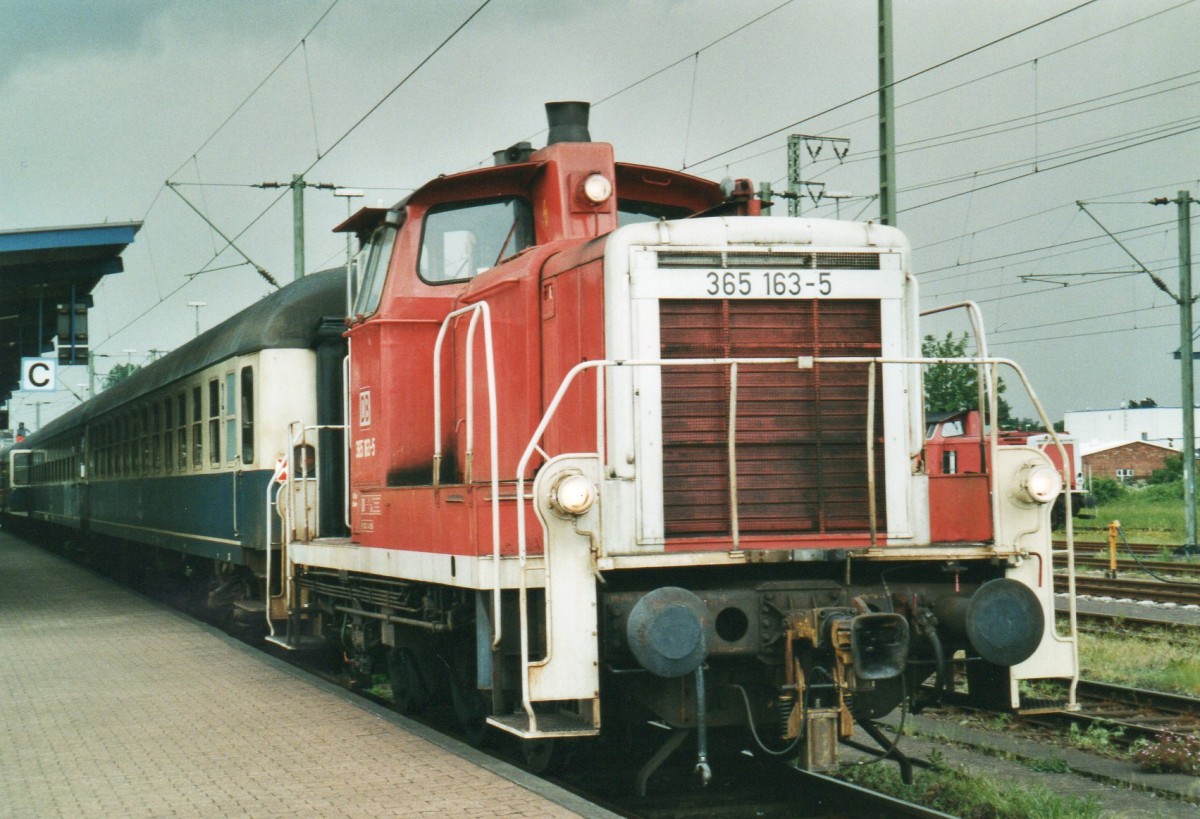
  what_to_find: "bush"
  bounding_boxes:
[1088,477,1126,505]
[1134,733,1200,774]
[1139,481,1183,502]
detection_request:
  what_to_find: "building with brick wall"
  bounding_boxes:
[1082,440,1176,483]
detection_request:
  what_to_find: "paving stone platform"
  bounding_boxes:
[0,530,611,818]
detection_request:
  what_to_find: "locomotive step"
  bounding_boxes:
[488,710,598,739]
[1018,697,1070,715]
[232,600,265,614]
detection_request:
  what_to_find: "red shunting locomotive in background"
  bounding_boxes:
[267,101,1079,781]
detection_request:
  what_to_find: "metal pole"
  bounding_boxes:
[878,0,897,226]
[293,173,305,280]
[1178,190,1196,549]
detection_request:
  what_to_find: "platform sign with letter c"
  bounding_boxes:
[21,357,57,391]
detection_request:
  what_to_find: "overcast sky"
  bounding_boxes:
[2,0,1197,428]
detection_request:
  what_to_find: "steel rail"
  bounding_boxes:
[1056,574,1200,604]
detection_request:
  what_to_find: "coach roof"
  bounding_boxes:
[32,268,345,442]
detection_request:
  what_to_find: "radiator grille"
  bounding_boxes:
[659,299,886,538]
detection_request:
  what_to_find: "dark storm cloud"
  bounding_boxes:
[0,1,311,85]
[0,1,167,82]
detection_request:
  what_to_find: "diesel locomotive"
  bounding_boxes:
[6,102,1079,784]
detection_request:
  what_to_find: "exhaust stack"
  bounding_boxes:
[545,101,591,145]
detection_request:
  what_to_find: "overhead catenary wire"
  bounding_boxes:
[98,0,492,355]
[920,215,1192,281]
[899,123,1200,216]
[914,179,1200,253]
[687,0,1199,178]
[162,0,343,184]
[181,0,494,280]
[683,0,1104,171]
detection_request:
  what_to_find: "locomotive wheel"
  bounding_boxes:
[521,739,560,775]
[387,647,429,715]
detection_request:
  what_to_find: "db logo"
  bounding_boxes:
[358,389,372,428]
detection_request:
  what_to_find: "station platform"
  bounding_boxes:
[0,530,612,817]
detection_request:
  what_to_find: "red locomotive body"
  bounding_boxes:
[926,409,1086,534]
[276,103,1078,781]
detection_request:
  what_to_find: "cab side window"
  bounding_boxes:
[418,198,532,284]
[352,221,398,318]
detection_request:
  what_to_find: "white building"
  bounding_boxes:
[1063,406,1198,452]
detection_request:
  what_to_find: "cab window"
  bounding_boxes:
[352,220,399,317]
[418,197,532,284]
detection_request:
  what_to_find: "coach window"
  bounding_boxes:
[224,372,237,463]
[121,414,130,475]
[128,414,137,475]
[192,386,203,468]
[177,393,188,470]
[141,406,151,475]
[163,399,173,473]
[352,218,398,317]
[208,379,220,466]
[240,366,254,464]
[418,198,532,284]
[151,403,162,472]
[129,412,137,475]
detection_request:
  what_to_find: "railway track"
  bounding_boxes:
[1058,539,1186,557]
[1054,574,1200,604]
[562,750,953,818]
[1017,679,1200,748]
[1072,555,1200,578]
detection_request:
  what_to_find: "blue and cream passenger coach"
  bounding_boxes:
[7,269,347,585]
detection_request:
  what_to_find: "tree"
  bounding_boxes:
[1128,397,1158,408]
[921,332,1014,426]
[102,363,141,390]
[1149,454,1184,485]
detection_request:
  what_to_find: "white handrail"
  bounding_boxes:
[431,303,502,648]
[263,470,287,637]
[343,353,352,529]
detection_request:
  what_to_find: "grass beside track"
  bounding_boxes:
[840,756,1101,819]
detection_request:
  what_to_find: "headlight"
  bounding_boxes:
[1020,464,1062,504]
[582,173,612,204]
[550,473,596,516]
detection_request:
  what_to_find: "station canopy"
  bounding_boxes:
[0,222,141,402]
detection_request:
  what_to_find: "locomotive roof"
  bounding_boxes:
[30,268,346,443]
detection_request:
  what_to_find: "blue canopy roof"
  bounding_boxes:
[0,221,140,401]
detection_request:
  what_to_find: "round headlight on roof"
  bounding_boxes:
[582,173,612,204]
[550,473,596,516]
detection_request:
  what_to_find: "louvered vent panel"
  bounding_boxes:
[659,299,886,538]
[657,251,882,270]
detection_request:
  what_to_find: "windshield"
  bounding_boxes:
[418,198,532,284]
